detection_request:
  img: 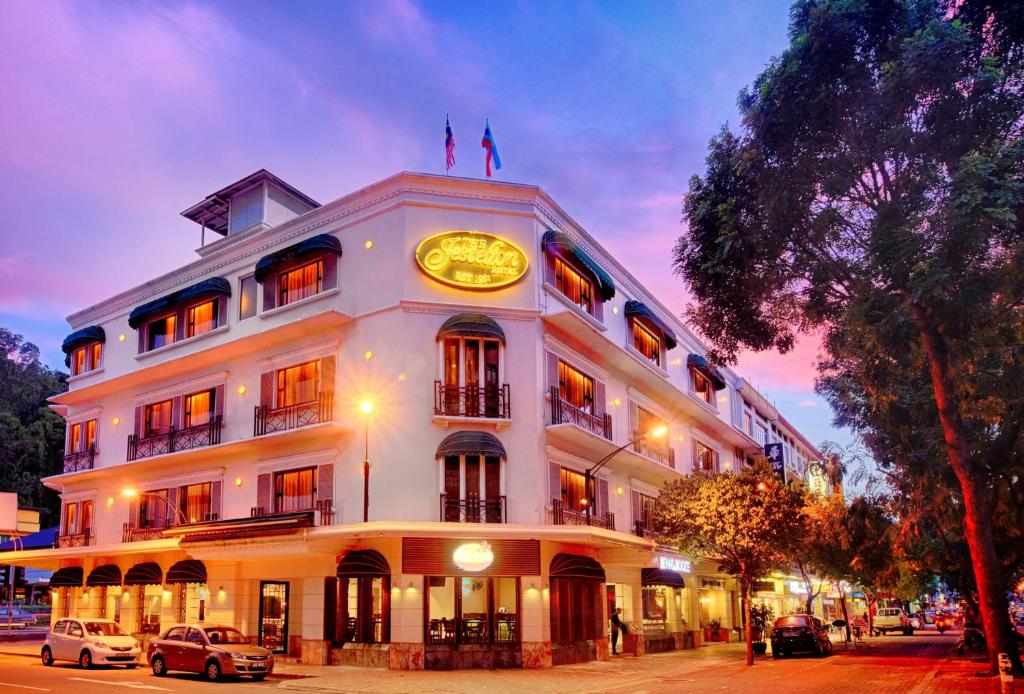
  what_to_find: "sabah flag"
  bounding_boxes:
[445,116,455,171]
[481,121,501,177]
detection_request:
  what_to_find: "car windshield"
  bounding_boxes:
[776,616,810,627]
[204,627,249,644]
[85,621,127,636]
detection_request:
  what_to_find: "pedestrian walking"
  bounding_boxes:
[610,608,628,655]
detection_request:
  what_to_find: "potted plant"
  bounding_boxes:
[749,603,775,655]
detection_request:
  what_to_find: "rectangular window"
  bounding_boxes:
[691,369,715,405]
[632,320,661,366]
[81,500,93,536]
[183,389,213,429]
[743,410,754,437]
[62,502,78,535]
[90,342,102,370]
[425,576,519,645]
[276,360,319,407]
[139,489,169,528]
[560,467,587,512]
[554,257,594,314]
[274,467,318,513]
[695,441,719,473]
[186,300,217,338]
[84,419,96,451]
[144,400,173,437]
[638,493,656,530]
[179,482,212,524]
[239,275,257,320]
[69,423,82,453]
[278,259,323,307]
[71,347,86,376]
[558,360,594,413]
[146,315,177,351]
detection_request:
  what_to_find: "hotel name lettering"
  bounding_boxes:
[415,231,528,290]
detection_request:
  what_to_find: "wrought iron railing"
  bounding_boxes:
[122,513,219,542]
[63,446,96,473]
[433,382,510,419]
[549,499,615,530]
[57,529,92,548]
[439,493,506,523]
[549,387,612,439]
[127,416,223,461]
[249,498,334,526]
[253,391,333,436]
[632,431,675,468]
[634,520,662,541]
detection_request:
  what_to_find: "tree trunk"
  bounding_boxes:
[838,582,851,643]
[912,306,1024,674]
[866,593,875,637]
[742,578,753,666]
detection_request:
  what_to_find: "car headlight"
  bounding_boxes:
[92,640,108,649]
[229,652,246,659]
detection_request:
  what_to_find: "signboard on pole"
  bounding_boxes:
[764,443,786,481]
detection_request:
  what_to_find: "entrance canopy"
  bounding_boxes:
[124,562,162,586]
[50,566,83,587]
[166,559,207,584]
[86,564,122,587]
[550,553,605,581]
[337,549,390,577]
[642,568,686,589]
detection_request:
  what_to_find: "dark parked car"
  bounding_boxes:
[770,614,833,658]
[147,624,273,681]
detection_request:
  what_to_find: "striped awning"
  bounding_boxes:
[624,300,678,350]
[437,314,506,344]
[436,431,506,459]
[542,230,616,301]
[337,550,390,577]
[124,562,163,586]
[254,233,342,283]
[642,568,686,589]
[50,566,84,587]
[549,553,605,581]
[686,354,726,391]
[85,564,122,587]
[128,278,231,328]
[166,560,207,584]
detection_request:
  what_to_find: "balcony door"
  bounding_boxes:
[442,338,501,417]
[443,454,502,522]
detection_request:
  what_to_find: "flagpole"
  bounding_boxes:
[445,113,449,177]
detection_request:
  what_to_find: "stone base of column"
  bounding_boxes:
[521,641,552,668]
[388,642,425,670]
[300,639,329,665]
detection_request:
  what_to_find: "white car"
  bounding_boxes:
[873,607,914,636]
[41,618,141,668]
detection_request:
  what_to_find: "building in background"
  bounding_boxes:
[0,170,827,668]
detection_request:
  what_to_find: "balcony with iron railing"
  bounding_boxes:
[439,493,506,523]
[122,512,220,543]
[634,520,663,541]
[549,387,612,440]
[548,498,616,531]
[254,390,333,437]
[433,382,510,420]
[56,528,93,548]
[249,498,335,527]
[127,416,223,462]
[632,430,675,468]
[63,446,96,473]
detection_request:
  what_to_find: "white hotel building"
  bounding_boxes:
[0,170,829,669]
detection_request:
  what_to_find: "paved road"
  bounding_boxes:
[0,631,1001,693]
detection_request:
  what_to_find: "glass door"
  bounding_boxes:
[259,581,289,654]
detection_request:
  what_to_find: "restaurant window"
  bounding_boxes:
[425,576,519,645]
[276,360,319,407]
[695,441,719,473]
[274,467,318,513]
[341,577,387,643]
[558,360,593,413]
[139,489,169,528]
[186,300,217,338]
[278,259,323,307]
[68,419,97,453]
[62,500,92,536]
[632,320,661,366]
[554,257,594,314]
[642,586,668,626]
[560,467,587,513]
[691,368,715,406]
[144,400,173,437]
[146,314,177,351]
[183,389,214,429]
[239,275,257,320]
[178,482,212,524]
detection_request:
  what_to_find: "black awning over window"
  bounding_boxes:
[641,568,686,589]
[253,233,342,283]
[624,300,678,350]
[436,314,506,344]
[337,549,390,577]
[687,354,726,391]
[436,431,507,459]
[542,230,616,301]
[86,564,122,587]
[124,562,163,586]
[50,566,84,587]
[166,559,207,584]
[128,277,232,329]
[61,326,105,355]
[550,553,605,581]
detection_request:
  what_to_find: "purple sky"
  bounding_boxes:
[0,0,850,451]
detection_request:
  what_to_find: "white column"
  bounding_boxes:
[459,457,466,501]
[437,459,445,494]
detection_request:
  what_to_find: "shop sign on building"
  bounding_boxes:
[453,541,494,572]
[657,555,691,573]
[764,442,785,481]
[415,230,528,290]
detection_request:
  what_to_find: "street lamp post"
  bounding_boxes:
[584,424,668,524]
[359,400,374,523]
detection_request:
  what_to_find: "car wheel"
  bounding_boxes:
[79,650,92,669]
[151,655,167,677]
[205,659,222,682]
[41,647,53,666]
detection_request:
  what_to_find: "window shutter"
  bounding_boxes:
[211,480,223,521]
[593,380,606,417]
[133,406,143,436]
[692,439,699,472]
[631,491,641,526]
[323,252,339,290]
[262,277,276,311]
[318,463,335,504]
[548,461,561,504]
[546,352,560,392]
[166,488,178,524]
[214,385,225,420]
[628,401,638,438]
[321,356,336,395]
[256,473,272,515]
[217,296,228,328]
[128,498,139,528]
[260,371,274,408]
[597,478,609,519]
[171,396,183,429]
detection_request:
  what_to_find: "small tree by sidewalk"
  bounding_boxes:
[654,461,805,666]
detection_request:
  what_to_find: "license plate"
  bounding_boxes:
[783,629,801,637]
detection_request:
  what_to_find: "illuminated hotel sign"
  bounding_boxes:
[453,541,495,572]
[415,231,528,290]
[658,555,691,573]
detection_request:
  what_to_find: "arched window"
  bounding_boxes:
[436,432,507,523]
[334,550,390,645]
[434,315,509,419]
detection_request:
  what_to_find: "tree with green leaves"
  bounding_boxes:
[653,462,805,665]
[0,328,67,526]
[675,0,1024,670]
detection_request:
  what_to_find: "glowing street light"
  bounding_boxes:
[121,487,186,525]
[584,424,668,524]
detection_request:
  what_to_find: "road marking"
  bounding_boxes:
[67,679,171,691]
[0,684,50,691]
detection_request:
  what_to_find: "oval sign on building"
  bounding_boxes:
[453,541,494,572]
[415,231,528,290]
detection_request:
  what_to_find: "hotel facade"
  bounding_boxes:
[0,171,831,669]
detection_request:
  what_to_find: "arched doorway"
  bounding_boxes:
[549,553,606,666]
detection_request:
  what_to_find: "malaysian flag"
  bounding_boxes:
[445,116,456,172]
